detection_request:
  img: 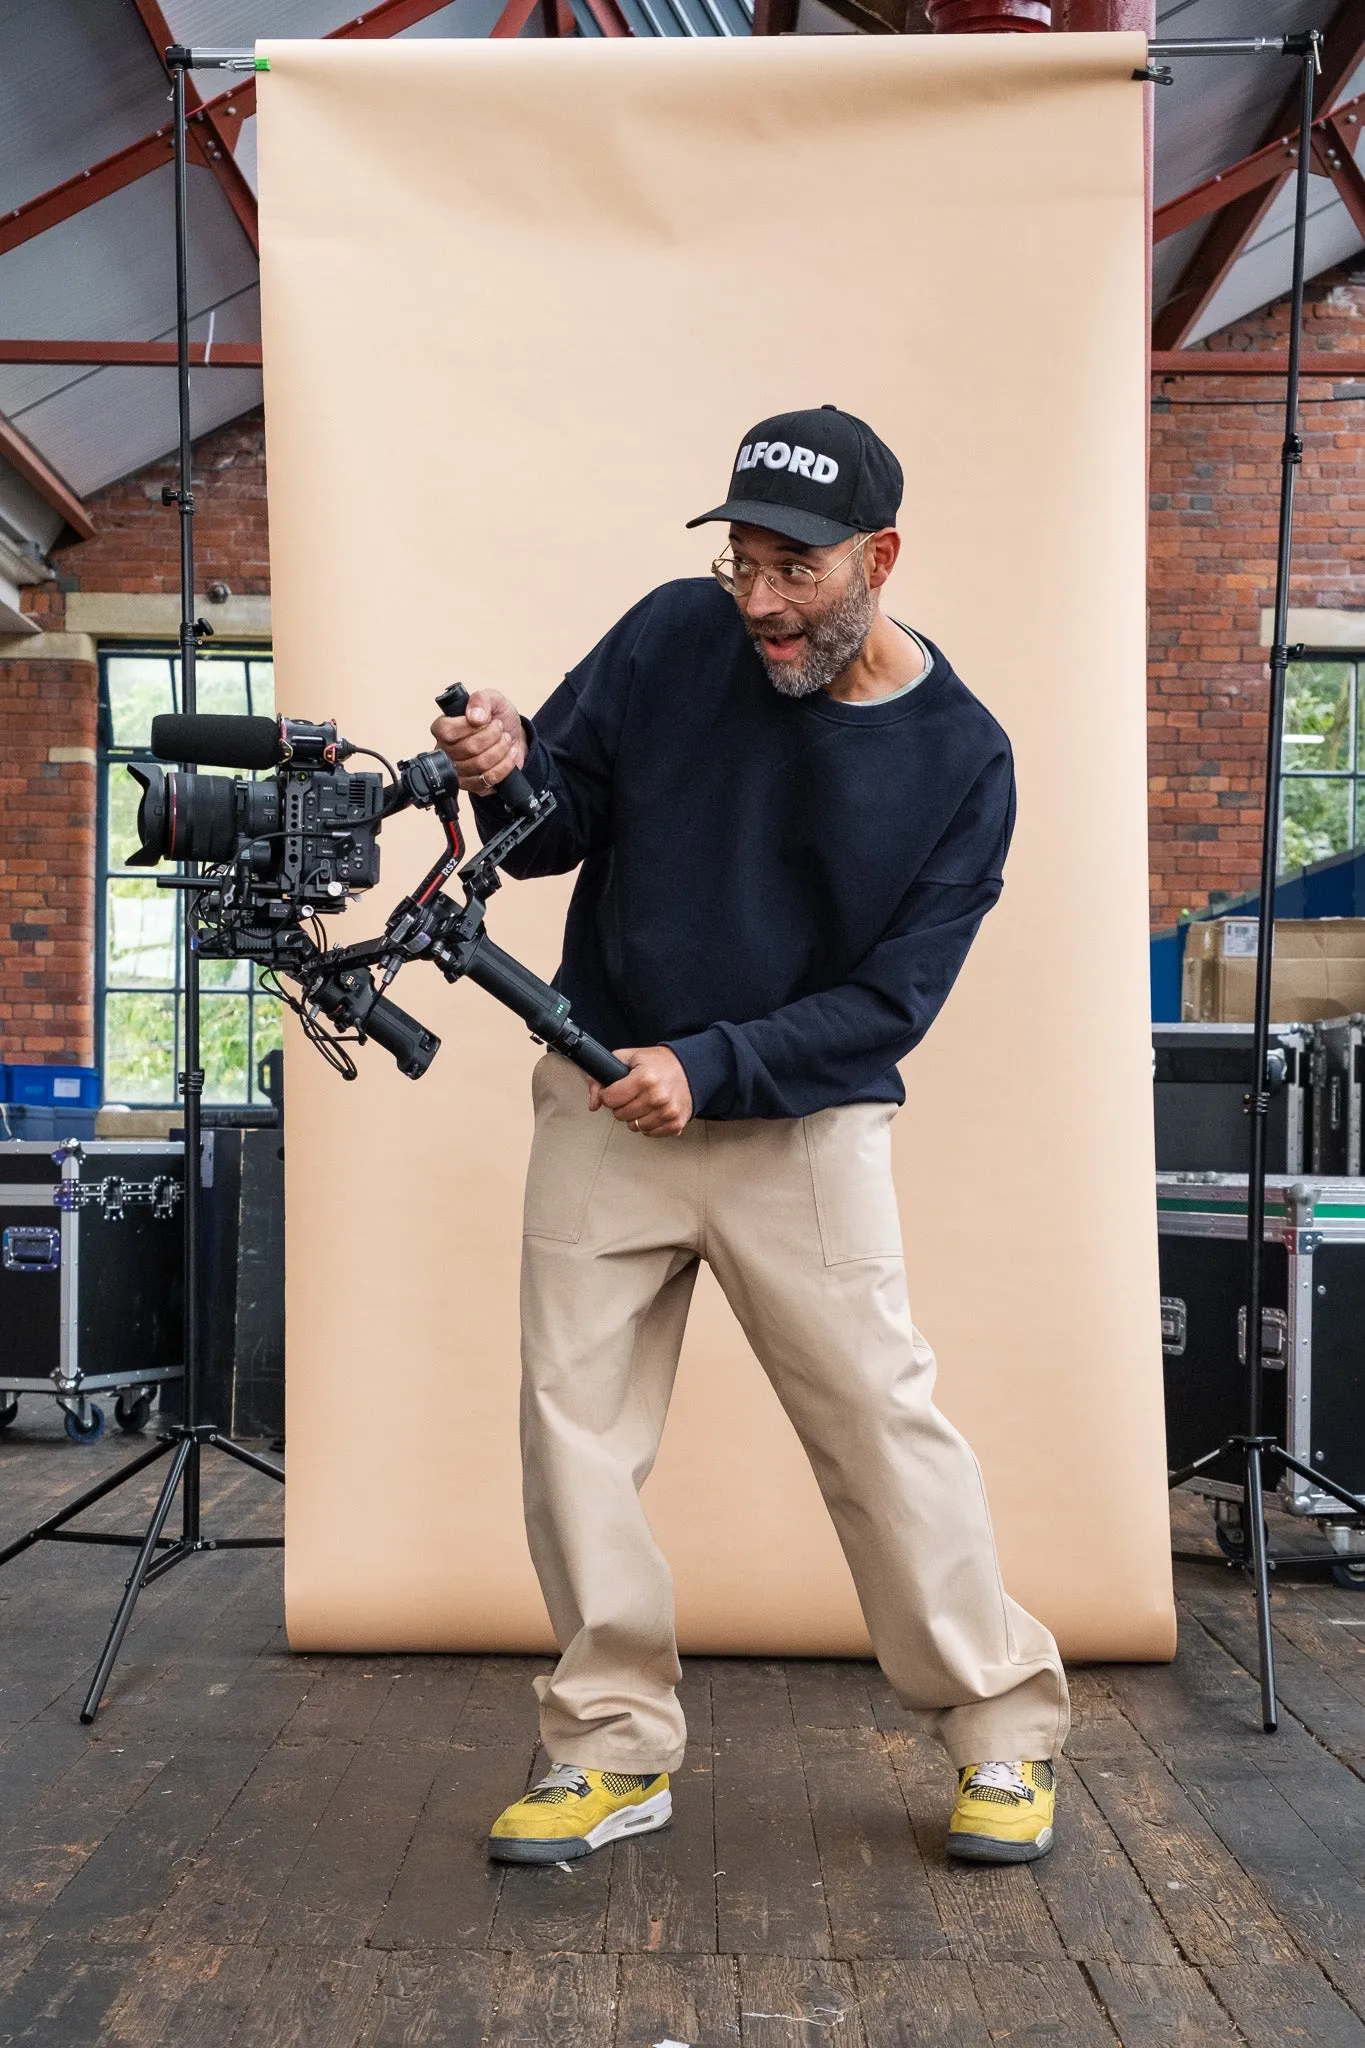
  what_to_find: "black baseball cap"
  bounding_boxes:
[686,405,903,548]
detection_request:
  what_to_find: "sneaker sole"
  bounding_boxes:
[946,1824,1054,1865]
[488,1788,673,1865]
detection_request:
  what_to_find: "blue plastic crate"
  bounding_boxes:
[7,1064,99,1110]
[0,1104,98,1143]
[0,1066,8,1103]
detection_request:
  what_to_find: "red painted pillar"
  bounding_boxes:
[1052,0,1151,27]
[924,1,1049,26]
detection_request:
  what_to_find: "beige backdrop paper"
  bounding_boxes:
[257,30,1175,1662]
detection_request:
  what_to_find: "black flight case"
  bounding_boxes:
[1311,1015,1365,1176]
[1153,1024,1311,1174]
[0,1138,184,1441]
[1157,1172,1365,1581]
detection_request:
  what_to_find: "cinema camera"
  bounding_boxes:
[129,684,627,1087]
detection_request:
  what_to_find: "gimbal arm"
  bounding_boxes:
[296,695,629,1088]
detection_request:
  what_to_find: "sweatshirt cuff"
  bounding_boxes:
[664,1028,735,1121]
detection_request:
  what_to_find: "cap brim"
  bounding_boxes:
[684,498,858,547]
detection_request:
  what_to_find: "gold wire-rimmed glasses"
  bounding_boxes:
[711,534,869,608]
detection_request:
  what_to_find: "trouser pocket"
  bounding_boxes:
[522,1055,615,1244]
[803,1102,904,1265]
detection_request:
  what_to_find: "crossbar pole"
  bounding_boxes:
[167,47,257,68]
[1149,36,1321,58]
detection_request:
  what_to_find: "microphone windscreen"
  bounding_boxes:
[151,713,281,771]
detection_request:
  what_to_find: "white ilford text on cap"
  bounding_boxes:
[736,442,839,485]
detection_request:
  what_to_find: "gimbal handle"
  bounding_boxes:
[435,683,540,820]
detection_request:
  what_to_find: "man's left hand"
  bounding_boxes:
[589,1046,693,1136]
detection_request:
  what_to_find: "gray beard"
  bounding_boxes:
[746,567,877,700]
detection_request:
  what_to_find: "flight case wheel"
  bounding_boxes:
[63,1404,105,1443]
[0,1396,18,1431]
[1214,1509,1270,1565]
[1331,1560,1365,1591]
[115,1392,152,1434]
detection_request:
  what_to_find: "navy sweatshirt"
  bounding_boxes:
[470,578,1015,1121]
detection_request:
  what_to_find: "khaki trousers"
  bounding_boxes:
[520,1053,1069,1774]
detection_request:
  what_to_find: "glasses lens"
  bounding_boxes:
[713,556,750,595]
[767,564,817,605]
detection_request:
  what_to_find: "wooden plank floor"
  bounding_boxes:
[3,1411,1365,2045]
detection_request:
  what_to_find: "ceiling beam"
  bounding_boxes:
[1154,89,1365,243]
[1153,0,1365,351]
[0,341,262,366]
[126,0,260,256]
[1152,349,1365,375]
[0,0,473,265]
[1155,134,1314,244]
[328,0,479,32]
[1312,110,1365,240]
[0,416,95,542]
[579,0,633,31]
[751,0,799,27]
[491,0,543,33]
[0,123,177,259]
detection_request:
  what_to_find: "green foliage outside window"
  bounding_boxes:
[1281,660,1364,875]
[99,648,281,1108]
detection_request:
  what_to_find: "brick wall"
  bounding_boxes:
[1149,266,1365,928]
[0,409,268,1065]
[53,410,270,604]
[0,662,97,1062]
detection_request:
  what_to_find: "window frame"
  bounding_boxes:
[1280,648,1365,875]
[96,642,280,1109]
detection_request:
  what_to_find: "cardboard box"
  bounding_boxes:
[1181,918,1365,1023]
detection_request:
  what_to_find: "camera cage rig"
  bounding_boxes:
[146,683,628,1091]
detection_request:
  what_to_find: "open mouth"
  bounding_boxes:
[754,627,806,662]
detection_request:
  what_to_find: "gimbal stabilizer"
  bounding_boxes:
[291,685,629,1087]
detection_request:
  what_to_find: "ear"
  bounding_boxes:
[864,529,900,591]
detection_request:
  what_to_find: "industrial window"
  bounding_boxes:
[97,645,283,1107]
[1281,656,1365,874]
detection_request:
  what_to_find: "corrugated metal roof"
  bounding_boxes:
[1193,162,1365,342]
[0,0,170,216]
[0,1,1357,553]
[1153,0,1365,343]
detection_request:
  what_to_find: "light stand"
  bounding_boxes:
[0,47,283,1725]
[1163,32,1365,1733]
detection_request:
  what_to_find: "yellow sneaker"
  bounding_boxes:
[487,1764,672,1864]
[947,1759,1056,1863]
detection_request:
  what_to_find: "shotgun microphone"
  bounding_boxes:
[150,713,353,770]
[151,713,281,769]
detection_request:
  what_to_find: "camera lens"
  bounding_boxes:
[241,779,280,840]
[126,766,240,865]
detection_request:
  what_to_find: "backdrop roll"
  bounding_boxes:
[256,28,1174,1662]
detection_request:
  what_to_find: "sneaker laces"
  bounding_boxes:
[963,1760,1029,1800]
[523,1763,591,1805]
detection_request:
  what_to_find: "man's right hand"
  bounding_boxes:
[431,689,527,797]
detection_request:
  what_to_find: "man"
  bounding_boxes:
[433,405,1068,1870]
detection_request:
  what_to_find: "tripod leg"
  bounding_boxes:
[1244,1443,1278,1734]
[79,1434,193,1726]
[0,1436,174,1568]
[210,1433,284,1484]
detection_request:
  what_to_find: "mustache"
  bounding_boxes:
[744,615,807,644]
